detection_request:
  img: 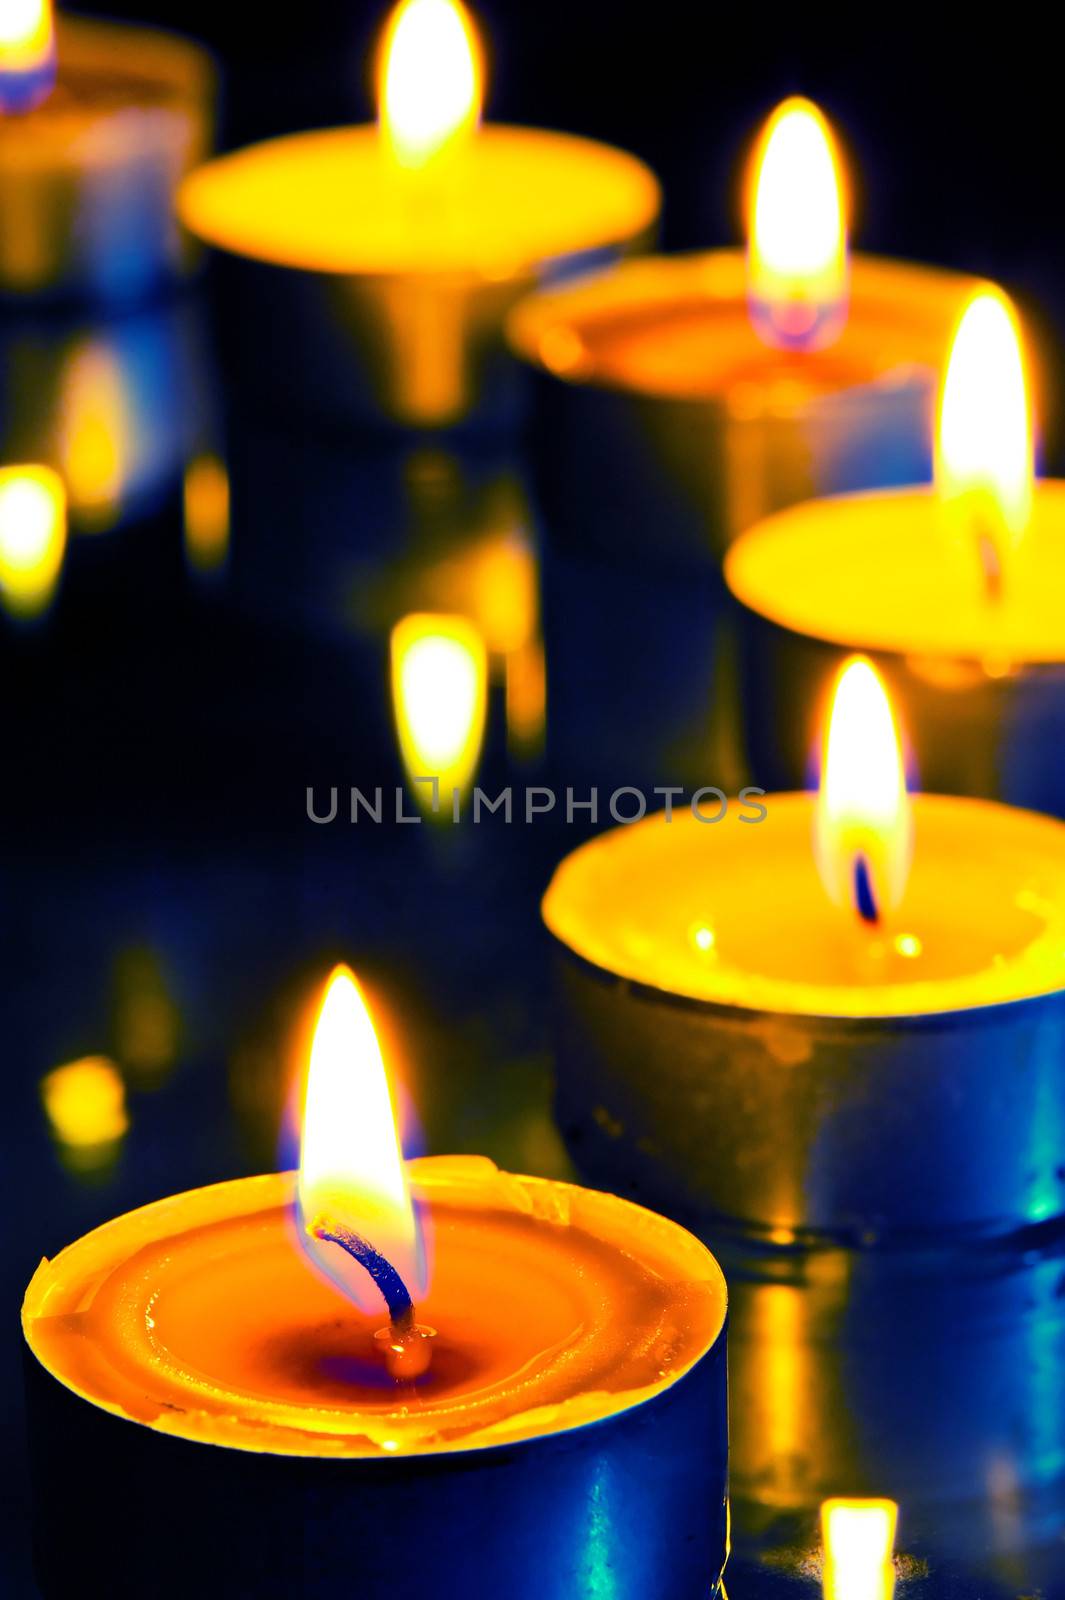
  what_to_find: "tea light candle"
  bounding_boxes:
[23,968,728,1600]
[726,285,1065,816]
[508,98,975,566]
[0,4,214,305]
[543,660,1065,1246]
[178,0,658,433]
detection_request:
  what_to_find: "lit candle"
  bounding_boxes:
[178,0,659,431]
[509,97,976,566]
[0,2,214,304]
[543,660,1065,1245]
[23,966,728,1599]
[726,285,1065,816]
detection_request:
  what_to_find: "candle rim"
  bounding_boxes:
[23,1161,727,1459]
[507,248,978,399]
[543,792,1065,1020]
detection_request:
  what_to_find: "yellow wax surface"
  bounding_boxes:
[23,1157,724,1457]
[543,794,1065,1018]
[178,127,659,277]
[508,250,974,402]
[726,483,1065,664]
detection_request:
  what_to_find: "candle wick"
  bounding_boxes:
[311,1219,415,1335]
[852,855,880,926]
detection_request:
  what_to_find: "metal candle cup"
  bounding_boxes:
[543,796,1065,1248]
[726,485,1065,816]
[0,17,214,307]
[179,127,658,434]
[22,1159,729,1600]
[507,251,975,566]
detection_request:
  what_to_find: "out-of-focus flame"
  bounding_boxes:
[0,0,55,113]
[379,0,482,169]
[815,657,912,923]
[0,464,66,619]
[935,286,1033,590]
[822,1498,898,1600]
[58,342,130,531]
[297,967,424,1314]
[747,97,848,351]
[41,1056,129,1175]
[183,454,230,575]
[392,612,487,813]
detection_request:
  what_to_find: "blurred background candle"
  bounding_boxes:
[508,97,976,567]
[24,965,729,1600]
[728,284,1065,816]
[543,659,1065,1247]
[0,2,214,305]
[178,0,659,433]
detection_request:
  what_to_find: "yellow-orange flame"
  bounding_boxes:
[379,0,482,169]
[392,612,487,814]
[0,464,67,619]
[936,286,1033,588]
[821,1498,898,1600]
[41,1056,129,1149]
[183,453,230,575]
[815,657,912,922]
[298,967,423,1315]
[58,342,130,531]
[747,97,848,350]
[0,0,55,110]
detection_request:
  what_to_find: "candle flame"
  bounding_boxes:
[0,0,55,112]
[298,967,424,1315]
[392,612,487,815]
[815,658,912,923]
[379,0,482,169]
[935,285,1033,592]
[822,1498,898,1600]
[0,464,67,620]
[747,97,848,351]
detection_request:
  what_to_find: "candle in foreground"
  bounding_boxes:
[23,966,728,1599]
[178,0,659,431]
[509,96,974,565]
[0,1,213,304]
[726,285,1065,814]
[543,659,1065,1245]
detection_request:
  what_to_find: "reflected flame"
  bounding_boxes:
[0,464,66,619]
[298,967,424,1314]
[379,0,482,169]
[183,454,230,575]
[815,657,912,923]
[822,1498,898,1600]
[0,0,55,112]
[58,342,130,531]
[936,286,1033,589]
[392,612,487,814]
[747,97,848,350]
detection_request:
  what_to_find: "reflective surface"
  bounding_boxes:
[3,276,1064,1597]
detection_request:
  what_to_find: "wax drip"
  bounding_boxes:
[852,855,879,926]
[311,1219,414,1334]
